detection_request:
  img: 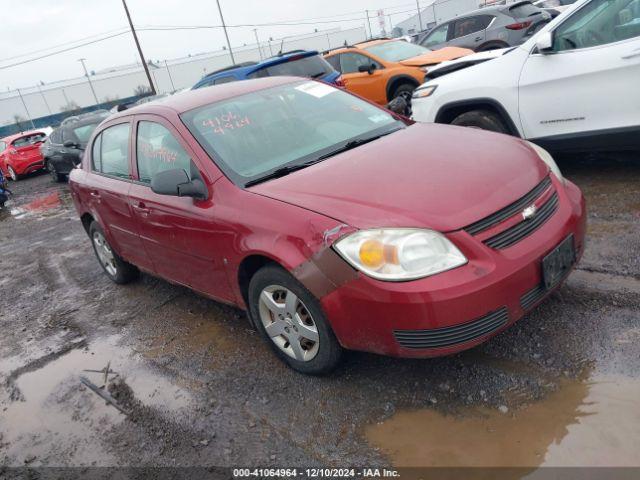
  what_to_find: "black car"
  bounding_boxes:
[41,113,108,182]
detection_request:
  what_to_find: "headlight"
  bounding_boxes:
[412,85,437,99]
[526,141,564,183]
[333,228,467,281]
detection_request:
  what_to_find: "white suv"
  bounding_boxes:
[411,0,640,152]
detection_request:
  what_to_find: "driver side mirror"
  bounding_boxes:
[63,140,79,148]
[151,168,208,200]
[535,31,554,53]
[358,64,376,75]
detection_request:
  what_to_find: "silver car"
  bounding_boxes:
[419,1,552,51]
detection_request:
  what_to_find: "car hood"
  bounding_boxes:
[399,47,473,67]
[249,124,549,231]
[425,47,513,80]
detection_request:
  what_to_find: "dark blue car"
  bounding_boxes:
[192,50,342,89]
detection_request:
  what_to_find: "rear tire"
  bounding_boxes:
[248,264,342,375]
[89,221,139,284]
[451,109,509,134]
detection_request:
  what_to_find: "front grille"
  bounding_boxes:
[394,307,509,349]
[464,177,552,235]
[484,193,559,250]
[520,284,546,311]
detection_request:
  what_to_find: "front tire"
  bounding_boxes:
[7,166,18,181]
[391,83,416,115]
[248,264,342,375]
[451,109,509,134]
[46,160,66,183]
[89,221,139,284]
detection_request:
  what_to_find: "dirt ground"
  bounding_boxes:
[0,153,639,473]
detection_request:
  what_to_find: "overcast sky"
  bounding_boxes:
[1,0,420,90]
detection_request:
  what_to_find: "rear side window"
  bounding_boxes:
[136,121,194,184]
[213,76,236,85]
[73,123,100,143]
[249,55,334,79]
[452,15,494,38]
[509,2,543,17]
[12,133,45,147]
[94,123,130,179]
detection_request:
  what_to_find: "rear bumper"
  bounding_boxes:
[320,178,586,358]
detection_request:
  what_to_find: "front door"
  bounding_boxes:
[518,0,640,141]
[128,116,233,302]
[338,52,387,105]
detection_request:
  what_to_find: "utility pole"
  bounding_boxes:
[365,10,373,39]
[16,88,35,129]
[416,0,424,31]
[216,0,236,65]
[122,0,156,95]
[165,60,176,92]
[253,29,263,60]
[78,58,100,105]
[37,84,52,115]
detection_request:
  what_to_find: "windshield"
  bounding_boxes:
[181,81,403,185]
[249,54,334,79]
[363,41,431,62]
[73,123,100,143]
[12,133,45,148]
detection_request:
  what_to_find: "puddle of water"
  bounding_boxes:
[7,190,72,220]
[365,375,640,469]
[1,334,192,465]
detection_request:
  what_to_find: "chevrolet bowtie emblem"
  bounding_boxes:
[522,205,537,220]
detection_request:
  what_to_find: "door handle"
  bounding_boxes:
[89,190,100,198]
[132,202,151,215]
[475,36,483,41]
[622,48,640,59]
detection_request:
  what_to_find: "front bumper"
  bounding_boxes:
[320,179,586,358]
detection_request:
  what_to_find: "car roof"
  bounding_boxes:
[199,50,319,81]
[109,76,302,120]
[62,113,109,129]
[1,130,47,143]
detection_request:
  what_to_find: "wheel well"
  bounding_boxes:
[435,100,519,136]
[386,76,419,102]
[80,213,94,236]
[237,255,278,310]
[476,40,509,52]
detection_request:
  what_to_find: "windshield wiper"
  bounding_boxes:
[244,127,404,187]
[244,160,324,187]
[310,71,326,78]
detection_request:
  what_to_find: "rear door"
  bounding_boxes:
[84,120,152,271]
[449,15,491,49]
[128,115,233,301]
[518,0,640,143]
[337,52,387,104]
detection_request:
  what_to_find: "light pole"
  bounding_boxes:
[253,28,263,60]
[37,83,52,115]
[216,0,236,65]
[16,88,35,129]
[78,58,100,105]
[165,60,176,92]
[365,10,373,38]
[416,0,424,31]
[122,0,156,95]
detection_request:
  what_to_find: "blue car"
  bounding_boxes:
[192,50,342,89]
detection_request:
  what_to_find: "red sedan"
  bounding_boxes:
[69,77,586,374]
[0,130,48,180]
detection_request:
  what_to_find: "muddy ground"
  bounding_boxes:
[0,153,639,474]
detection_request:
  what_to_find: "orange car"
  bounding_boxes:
[324,39,472,106]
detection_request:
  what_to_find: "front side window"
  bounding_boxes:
[340,53,382,74]
[136,121,193,184]
[99,123,130,179]
[213,76,236,85]
[421,24,451,47]
[363,41,432,62]
[0,141,6,153]
[325,54,342,72]
[553,0,640,51]
[453,15,494,38]
[181,81,403,186]
[259,55,334,78]
[92,135,102,171]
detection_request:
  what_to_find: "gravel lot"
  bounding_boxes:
[0,153,639,471]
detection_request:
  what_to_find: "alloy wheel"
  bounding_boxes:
[7,166,17,181]
[258,285,320,362]
[93,231,117,277]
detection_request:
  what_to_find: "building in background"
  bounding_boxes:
[0,27,366,129]
[392,0,480,36]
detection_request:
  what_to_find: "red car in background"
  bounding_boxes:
[69,77,586,374]
[0,130,48,181]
